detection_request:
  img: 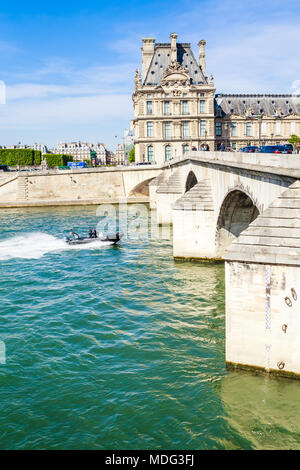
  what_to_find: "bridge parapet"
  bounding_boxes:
[163,151,300,179]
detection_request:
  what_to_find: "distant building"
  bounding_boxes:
[32,143,49,154]
[1,143,49,154]
[115,143,125,165]
[123,129,134,164]
[56,141,109,164]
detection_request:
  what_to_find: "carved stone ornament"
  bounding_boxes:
[162,60,188,78]
[134,69,142,89]
[246,105,254,117]
[161,60,190,87]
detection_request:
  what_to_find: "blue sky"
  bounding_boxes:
[0,0,300,150]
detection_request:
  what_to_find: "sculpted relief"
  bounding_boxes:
[161,60,190,89]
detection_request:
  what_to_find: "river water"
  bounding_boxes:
[0,205,299,450]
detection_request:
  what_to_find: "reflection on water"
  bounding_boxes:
[221,370,300,450]
[0,205,299,449]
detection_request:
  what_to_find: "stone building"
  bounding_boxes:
[57,141,109,164]
[115,143,125,165]
[215,94,300,150]
[56,141,108,164]
[132,33,300,164]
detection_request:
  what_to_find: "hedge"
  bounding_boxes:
[0,149,42,166]
[33,150,42,165]
[44,154,73,167]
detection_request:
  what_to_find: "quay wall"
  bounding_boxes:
[0,166,161,206]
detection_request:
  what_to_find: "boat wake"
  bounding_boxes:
[0,232,115,260]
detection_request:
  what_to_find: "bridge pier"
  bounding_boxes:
[225,181,300,378]
[172,179,218,260]
[156,168,184,224]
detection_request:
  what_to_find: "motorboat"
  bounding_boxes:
[65,231,123,246]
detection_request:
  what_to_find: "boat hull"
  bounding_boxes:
[65,232,123,246]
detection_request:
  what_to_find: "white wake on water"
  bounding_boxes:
[0,232,113,260]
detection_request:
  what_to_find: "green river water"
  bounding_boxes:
[0,205,299,450]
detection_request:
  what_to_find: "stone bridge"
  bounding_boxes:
[152,150,300,379]
[151,151,299,259]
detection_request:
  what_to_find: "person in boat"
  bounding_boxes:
[69,228,79,240]
[93,229,97,238]
[89,228,93,238]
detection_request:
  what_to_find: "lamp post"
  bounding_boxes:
[257,115,262,148]
[17,141,21,171]
[224,123,228,150]
[271,132,274,145]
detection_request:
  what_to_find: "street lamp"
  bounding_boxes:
[17,141,21,171]
[257,115,262,148]
[224,123,228,150]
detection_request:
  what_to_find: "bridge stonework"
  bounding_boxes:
[154,150,300,378]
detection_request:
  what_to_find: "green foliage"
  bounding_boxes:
[33,150,42,165]
[44,154,73,167]
[128,146,135,163]
[289,134,300,149]
[0,149,39,166]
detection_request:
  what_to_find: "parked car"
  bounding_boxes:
[0,165,10,172]
[279,144,293,154]
[241,146,260,153]
[260,145,285,154]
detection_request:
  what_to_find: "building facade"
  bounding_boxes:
[132,33,300,164]
[115,143,125,165]
[56,141,109,164]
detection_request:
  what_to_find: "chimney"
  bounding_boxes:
[170,33,178,62]
[141,38,155,80]
[198,40,206,76]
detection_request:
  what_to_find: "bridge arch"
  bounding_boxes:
[185,171,198,193]
[216,188,260,256]
[128,177,156,197]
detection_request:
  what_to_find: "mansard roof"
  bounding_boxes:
[215,94,300,117]
[144,42,207,86]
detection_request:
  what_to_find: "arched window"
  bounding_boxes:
[147,145,154,163]
[183,144,189,155]
[165,145,171,161]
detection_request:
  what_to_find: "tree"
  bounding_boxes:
[128,146,135,163]
[289,134,300,150]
